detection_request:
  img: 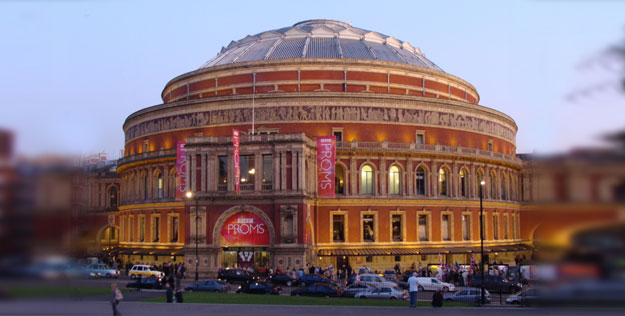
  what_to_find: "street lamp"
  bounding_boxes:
[479,179,486,305]
[186,191,199,282]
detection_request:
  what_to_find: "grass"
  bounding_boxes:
[6,285,130,298]
[143,292,473,307]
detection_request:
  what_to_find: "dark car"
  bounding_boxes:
[236,282,281,295]
[444,288,491,304]
[267,274,295,287]
[402,270,418,282]
[468,275,521,293]
[298,274,336,287]
[218,269,258,284]
[184,279,227,292]
[126,276,163,289]
[346,273,358,285]
[341,282,375,297]
[290,284,342,297]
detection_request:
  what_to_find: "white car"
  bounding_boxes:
[415,277,455,292]
[356,273,398,288]
[354,286,407,300]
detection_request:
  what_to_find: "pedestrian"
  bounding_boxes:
[111,283,123,316]
[165,283,173,303]
[407,272,419,308]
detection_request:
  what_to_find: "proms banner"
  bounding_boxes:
[175,141,187,200]
[233,129,240,194]
[316,136,336,198]
[220,211,270,246]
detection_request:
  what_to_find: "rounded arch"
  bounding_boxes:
[212,205,276,247]
[96,224,121,248]
[459,166,469,197]
[388,163,403,195]
[335,161,348,195]
[105,184,119,209]
[438,165,451,197]
[359,162,376,195]
[414,163,429,196]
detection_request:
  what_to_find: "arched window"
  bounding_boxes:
[439,168,449,196]
[388,165,401,195]
[476,170,484,198]
[416,167,427,196]
[490,172,497,199]
[108,186,118,209]
[157,173,163,199]
[361,165,374,195]
[501,173,507,200]
[459,169,468,197]
[335,164,345,195]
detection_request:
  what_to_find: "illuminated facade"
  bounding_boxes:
[112,20,528,276]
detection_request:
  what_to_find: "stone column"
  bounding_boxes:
[254,151,262,191]
[227,150,234,192]
[281,151,287,191]
[291,151,298,191]
[407,159,414,196]
[431,160,438,196]
[379,157,387,195]
[350,156,357,195]
[201,152,207,192]
[208,153,217,192]
[298,150,305,191]
[273,150,280,191]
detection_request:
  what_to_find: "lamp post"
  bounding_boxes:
[186,191,199,282]
[479,180,486,305]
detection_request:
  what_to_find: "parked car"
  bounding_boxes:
[298,274,336,287]
[267,274,295,286]
[83,263,120,278]
[468,275,521,294]
[185,279,227,292]
[218,268,258,284]
[415,277,455,292]
[128,265,164,279]
[402,270,418,282]
[357,267,371,274]
[341,282,376,297]
[236,282,281,295]
[356,273,397,288]
[506,288,540,305]
[354,286,407,300]
[444,288,491,304]
[290,283,342,297]
[382,270,396,279]
[126,276,163,289]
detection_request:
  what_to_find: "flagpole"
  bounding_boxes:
[252,73,255,140]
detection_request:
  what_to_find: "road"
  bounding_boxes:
[1,300,624,316]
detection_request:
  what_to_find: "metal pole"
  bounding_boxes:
[195,196,199,282]
[480,182,485,305]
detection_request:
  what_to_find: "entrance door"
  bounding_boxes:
[337,256,350,275]
[237,250,255,269]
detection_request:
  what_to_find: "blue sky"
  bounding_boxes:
[1,0,623,158]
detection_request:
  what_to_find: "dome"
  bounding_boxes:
[200,19,443,71]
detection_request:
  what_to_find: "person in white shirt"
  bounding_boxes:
[407,272,419,307]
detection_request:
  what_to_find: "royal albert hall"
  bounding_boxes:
[115,20,527,277]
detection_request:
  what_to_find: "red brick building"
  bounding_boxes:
[112,20,528,276]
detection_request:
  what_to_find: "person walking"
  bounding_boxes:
[111,283,122,316]
[407,272,419,308]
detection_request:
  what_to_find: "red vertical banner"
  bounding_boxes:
[175,141,187,200]
[316,136,336,198]
[232,129,240,194]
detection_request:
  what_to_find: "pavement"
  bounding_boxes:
[1,300,625,316]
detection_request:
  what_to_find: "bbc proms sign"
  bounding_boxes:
[175,141,187,200]
[316,136,336,198]
[219,211,270,246]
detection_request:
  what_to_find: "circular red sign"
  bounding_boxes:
[219,211,270,246]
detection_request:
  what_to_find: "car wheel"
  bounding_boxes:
[106,273,112,278]
[286,281,292,287]
[445,298,453,302]
[442,286,449,293]
[390,297,397,300]
[360,296,367,299]
[295,294,301,296]
[189,289,194,293]
[511,300,520,305]
[324,295,329,298]
[130,274,136,279]
[418,285,424,291]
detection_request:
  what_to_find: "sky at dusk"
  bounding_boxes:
[1,0,624,159]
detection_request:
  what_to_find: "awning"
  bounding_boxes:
[114,248,183,256]
[317,244,530,256]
